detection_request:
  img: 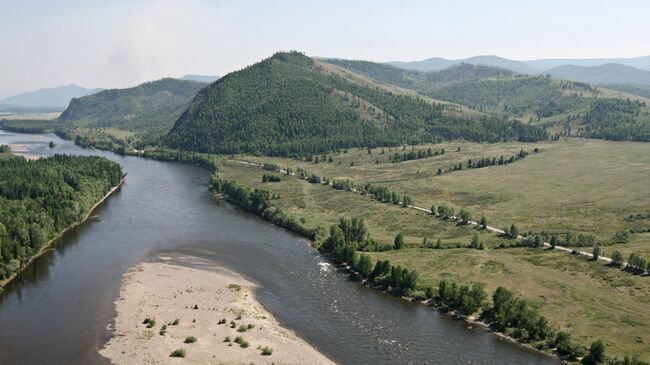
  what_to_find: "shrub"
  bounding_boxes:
[159,324,167,336]
[184,336,197,344]
[261,346,273,356]
[237,325,248,332]
[170,349,186,358]
[224,336,231,343]
[143,318,156,328]
[171,318,179,325]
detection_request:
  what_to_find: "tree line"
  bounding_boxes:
[390,147,444,163]
[210,176,318,240]
[437,148,537,175]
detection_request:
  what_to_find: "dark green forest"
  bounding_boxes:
[167,52,547,157]
[0,155,123,280]
[579,98,650,141]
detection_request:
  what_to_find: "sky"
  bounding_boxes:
[1,0,649,98]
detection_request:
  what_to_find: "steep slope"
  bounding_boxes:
[545,63,650,85]
[0,85,101,110]
[167,52,546,156]
[59,78,206,136]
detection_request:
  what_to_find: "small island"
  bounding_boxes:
[100,258,335,365]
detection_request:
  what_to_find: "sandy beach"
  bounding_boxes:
[100,258,336,365]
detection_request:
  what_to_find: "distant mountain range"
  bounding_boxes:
[0,75,218,114]
[545,64,650,85]
[388,56,539,74]
[180,74,220,83]
[0,85,102,111]
[387,55,650,87]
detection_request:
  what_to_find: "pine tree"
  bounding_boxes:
[592,245,601,260]
[479,216,487,229]
[394,233,404,250]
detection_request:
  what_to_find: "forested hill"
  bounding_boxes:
[323,58,650,141]
[323,59,594,117]
[59,78,206,137]
[167,52,546,156]
[0,154,123,282]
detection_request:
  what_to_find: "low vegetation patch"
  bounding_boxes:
[169,348,186,358]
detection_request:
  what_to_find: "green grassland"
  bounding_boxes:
[220,156,650,360]
[238,138,650,243]
[221,161,499,246]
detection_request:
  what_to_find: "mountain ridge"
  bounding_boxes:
[545,63,650,86]
[388,55,650,73]
[0,85,102,110]
[166,52,546,156]
[59,78,206,136]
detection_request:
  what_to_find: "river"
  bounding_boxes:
[0,130,559,364]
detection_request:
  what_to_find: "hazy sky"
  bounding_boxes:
[1,0,649,98]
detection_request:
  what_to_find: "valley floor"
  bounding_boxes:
[220,138,650,361]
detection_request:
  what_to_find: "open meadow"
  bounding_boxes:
[221,138,650,359]
[239,138,650,242]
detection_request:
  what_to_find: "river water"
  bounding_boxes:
[0,130,558,365]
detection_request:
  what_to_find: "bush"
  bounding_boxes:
[171,318,179,325]
[237,325,248,332]
[143,318,156,328]
[184,336,197,344]
[261,346,273,356]
[170,349,186,358]
[224,336,231,343]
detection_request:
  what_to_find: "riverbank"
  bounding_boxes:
[0,178,124,290]
[100,258,336,365]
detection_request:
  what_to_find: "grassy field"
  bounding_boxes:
[221,143,650,360]
[238,138,650,243]
[608,233,650,259]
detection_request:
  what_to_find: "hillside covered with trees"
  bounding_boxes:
[325,58,650,142]
[0,154,123,281]
[324,59,595,116]
[167,52,546,156]
[59,78,206,137]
